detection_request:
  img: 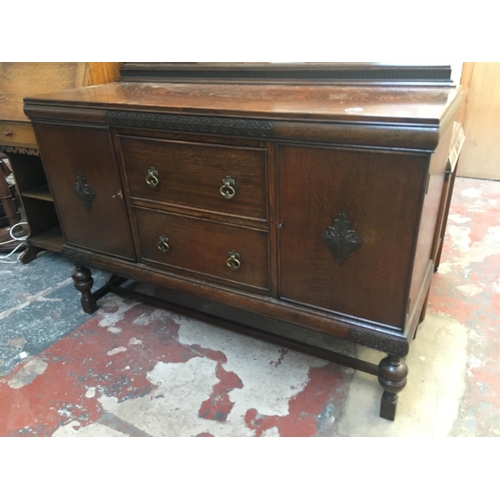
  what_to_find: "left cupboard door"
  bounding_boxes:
[33,123,136,260]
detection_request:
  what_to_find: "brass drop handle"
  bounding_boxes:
[226,250,241,271]
[157,235,170,253]
[146,167,159,188]
[220,176,236,200]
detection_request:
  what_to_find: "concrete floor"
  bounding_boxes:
[0,176,498,436]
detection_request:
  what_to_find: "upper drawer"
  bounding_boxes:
[0,121,36,148]
[119,135,268,222]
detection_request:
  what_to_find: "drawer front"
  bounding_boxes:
[0,121,36,148]
[135,207,269,292]
[120,135,267,221]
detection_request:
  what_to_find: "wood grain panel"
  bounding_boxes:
[86,63,122,86]
[134,207,269,292]
[32,123,135,260]
[278,145,428,328]
[0,63,87,122]
[459,62,500,180]
[120,135,267,221]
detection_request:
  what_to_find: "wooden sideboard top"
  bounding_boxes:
[24,81,461,125]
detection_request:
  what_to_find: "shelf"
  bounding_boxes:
[21,184,53,202]
[29,225,64,252]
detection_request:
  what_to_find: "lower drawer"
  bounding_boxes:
[134,207,270,292]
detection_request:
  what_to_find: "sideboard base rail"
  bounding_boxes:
[70,267,414,421]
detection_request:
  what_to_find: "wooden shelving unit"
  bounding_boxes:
[5,152,64,262]
[29,225,64,252]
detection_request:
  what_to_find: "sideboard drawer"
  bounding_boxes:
[120,135,267,221]
[134,207,270,292]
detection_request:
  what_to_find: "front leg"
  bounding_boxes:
[71,265,97,314]
[378,354,408,421]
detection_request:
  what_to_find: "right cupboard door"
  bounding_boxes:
[278,145,428,329]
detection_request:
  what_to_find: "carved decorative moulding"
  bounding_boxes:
[106,110,274,138]
[74,171,95,212]
[61,245,93,267]
[0,145,39,156]
[321,211,362,265]
[347,329,409,357]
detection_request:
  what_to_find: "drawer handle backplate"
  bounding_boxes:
[146,167,159,188]
[157,235,170,253]
[226,250,241,270]
[220,176,236,200]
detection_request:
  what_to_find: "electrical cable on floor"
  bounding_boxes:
[0,221,29,264]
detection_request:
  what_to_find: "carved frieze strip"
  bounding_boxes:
[105,110,274,138]
[61,245,93,268]
[347,329,409,357]
[0,146,39,156]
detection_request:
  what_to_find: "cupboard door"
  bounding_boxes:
[33,123,135,260]
[278,145,427,328]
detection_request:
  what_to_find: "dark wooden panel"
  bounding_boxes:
[119,63,453,85]
[120,135,267,221]
[278,145,428,328]
[134,207,269,292]
[33,123,135,260]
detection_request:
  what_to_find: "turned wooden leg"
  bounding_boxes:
[378,355,408,421]
[71,265,97,314]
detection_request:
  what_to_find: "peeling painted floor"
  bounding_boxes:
[0,176,499,436]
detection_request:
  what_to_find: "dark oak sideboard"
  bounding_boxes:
[24,63,462,420]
